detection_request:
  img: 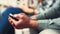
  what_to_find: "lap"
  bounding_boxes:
[0,7,23,34]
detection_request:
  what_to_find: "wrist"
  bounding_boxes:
[30,15,37,20]
[29,19,38,29]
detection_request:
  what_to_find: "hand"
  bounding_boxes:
[8,13,38,29]
[16,1,34,14]
[19,3,38,14]
[17,1,38,14]
[8,13,30,29]
[19,4,34,14]
[29,5,36,10]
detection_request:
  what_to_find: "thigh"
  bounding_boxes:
[39,29,60,34]
[0,7,23,34]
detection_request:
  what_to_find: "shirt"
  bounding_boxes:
[35,0,60,31]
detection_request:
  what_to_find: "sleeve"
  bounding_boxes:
[37,17,60,31]
[35,0,60,20]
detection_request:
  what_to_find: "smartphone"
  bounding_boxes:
[9,13,18,21]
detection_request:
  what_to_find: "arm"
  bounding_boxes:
[33,0,60,20]
[29,17,60,31]
[8,13,60,31]
[37,17,60,30]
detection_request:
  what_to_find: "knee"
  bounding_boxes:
[39,29,59,34]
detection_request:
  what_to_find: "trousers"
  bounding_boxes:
[0,7,31,34]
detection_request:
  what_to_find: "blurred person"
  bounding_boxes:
[0,0,60,34]
[8,0,60,34]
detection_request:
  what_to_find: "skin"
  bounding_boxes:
[18,1,38,14]
[8,13,38,29]
[19,0,43,14]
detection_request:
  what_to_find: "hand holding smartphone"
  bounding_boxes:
[9,13,18,21]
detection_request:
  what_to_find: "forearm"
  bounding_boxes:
[37,18,60,30]
[29,19,38,29]
[29,17,60,31]
[28,19,50,30]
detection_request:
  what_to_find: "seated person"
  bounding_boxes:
[8,0,60,34]
[1,0,58,33]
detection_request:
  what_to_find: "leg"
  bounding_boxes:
[39,29,60,34]
[0,7,24,34]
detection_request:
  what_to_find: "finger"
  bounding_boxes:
[8,17,15,27]
[8,16,23,26]
[17,13,25,19]
[8,16,19,26]
[13,13,25,20]
[29,5,36,9]
[13,14,20,19]
[21,0,28,6]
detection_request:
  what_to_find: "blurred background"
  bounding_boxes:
[0,0,18,8]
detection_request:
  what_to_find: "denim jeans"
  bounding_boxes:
[0,7,32,34]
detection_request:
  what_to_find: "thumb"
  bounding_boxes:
[13,14,20,19]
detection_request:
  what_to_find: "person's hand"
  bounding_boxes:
[8,13,38,29]
[17,1,38,14]
[17,1,34,14]
[19,4,38,14]
[8,13,30,29]
[29,5,36,10]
